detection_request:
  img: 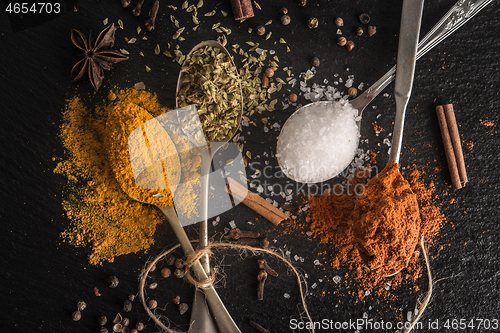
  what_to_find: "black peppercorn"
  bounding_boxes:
[307,17,318,29]
[107,275,119,288]
[279,7,287,15]
[337,37,347,46]
[298,0,306,7]
[359,13,370,24]
[165,253,176,266]
[256,25,265,36]
[281,15,290,25]
[123,300,133,312]
[311,57,320,67]
[98,315,107,326]
[356,27,363,36]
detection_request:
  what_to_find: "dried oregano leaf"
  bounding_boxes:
[120,49,129,55]
[196,0,203,8]
[221,10,228,16]
[155,44,160,55]
[145,65,151,72]
[279,38,286,44]
[205,10,215,16]
[103,18,108,25]
[128,38,137,44]
[167,4,177,10]
[117,19,123,29]
[253,1,261,10]
[182,1,188,9]
[163,50,173,57]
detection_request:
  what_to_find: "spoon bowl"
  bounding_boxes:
[276,0,493,184]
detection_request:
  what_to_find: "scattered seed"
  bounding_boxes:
[121,318,130,327]
[179,303,189,315]
[149,282,158,289]
[136,322,145,331]
[298,0,306,7]
[264,20,272,26]
[161,267,171,277]
[348,87,358,97]
[337,37,347,46]
[145,65,151,72]
[148,299,157,310]
[288,93,297,103]
[98,315,107,326]
[155,44,160,55]
[359,13,370,24]
[112,313,123,324]
[281,15,290,25]
[123,300,133,312]
[205,10,215,16]
[117,19,124,29]
[279,7,287,15]
[107,276,119,288]
[256,25,265,36]
[113,324,122,332]
[103,18,108,25]
[265,31,272,40]
[307,17,318,29]
[356,27,363,36]
[335,17,344,27]
[72,310,81,321]
[172,296,181,304]
[368,25,377,36]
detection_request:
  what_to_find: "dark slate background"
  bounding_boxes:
[0,0,499,332]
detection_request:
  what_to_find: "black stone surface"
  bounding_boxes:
[1,0,499,332]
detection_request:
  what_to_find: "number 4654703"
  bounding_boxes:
[5,2,61,14]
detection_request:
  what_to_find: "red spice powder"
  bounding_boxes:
[307,163,446,298]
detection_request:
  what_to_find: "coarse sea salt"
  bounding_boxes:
[277,101,360,183]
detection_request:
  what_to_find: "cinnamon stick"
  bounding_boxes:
[229,0,254,20]
[225,177,287,225]
[436,104,467,189]
[442,104,468,186]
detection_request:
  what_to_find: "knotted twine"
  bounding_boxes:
[139,238,433,333]
[139,240,314,333]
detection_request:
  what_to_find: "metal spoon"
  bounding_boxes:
[176,40,243,333]
[277,0,493,183]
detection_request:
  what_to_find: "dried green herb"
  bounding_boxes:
[155,44,160,55]
[117,19,124,29]
[205,10,216,16]
[177,46,242,141]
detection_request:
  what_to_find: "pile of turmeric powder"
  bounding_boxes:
[55,88,200,265]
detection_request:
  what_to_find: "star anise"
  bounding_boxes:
[71,23,128,91]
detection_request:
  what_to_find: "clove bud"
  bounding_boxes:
[132,0,145,16]
[229,228,260,240]
[145,0,159,31]
[236,237,269,249]
[256,270,267,300]
[257,258,278,277]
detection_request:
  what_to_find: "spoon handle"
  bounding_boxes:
[389,0,424,165]
[351,0,494,115]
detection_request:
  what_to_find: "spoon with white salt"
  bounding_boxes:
[277,0,493,183]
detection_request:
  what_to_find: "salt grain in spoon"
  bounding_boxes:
[276,100,360,183]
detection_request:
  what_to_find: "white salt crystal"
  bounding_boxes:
[276,101,360,183]
[363,312,368,318]
[376,113,381,118]
[365,290,370,296]
[337,29,342,35]
[267,185,273,192]
[210,185,215,190]
[345,78,354,88]
[247,221,253,225]
[283,293,290,298]
[280,192,285,198]
[407,311,413,321]
[313,259,320,265]
[255,48,263,54]
[285,250,291,256]
[229,220,236,229]
[257,184,263,193]
[333,275,341,284]
[266,197,273,203]
[286,189,292,195]
[311,283,317,289]
[212,220,219,226]
[383,138,391,146]
[272,200,278,207]
[358,82,364,90]
[383,93,390,97]
[269,49,275,55]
